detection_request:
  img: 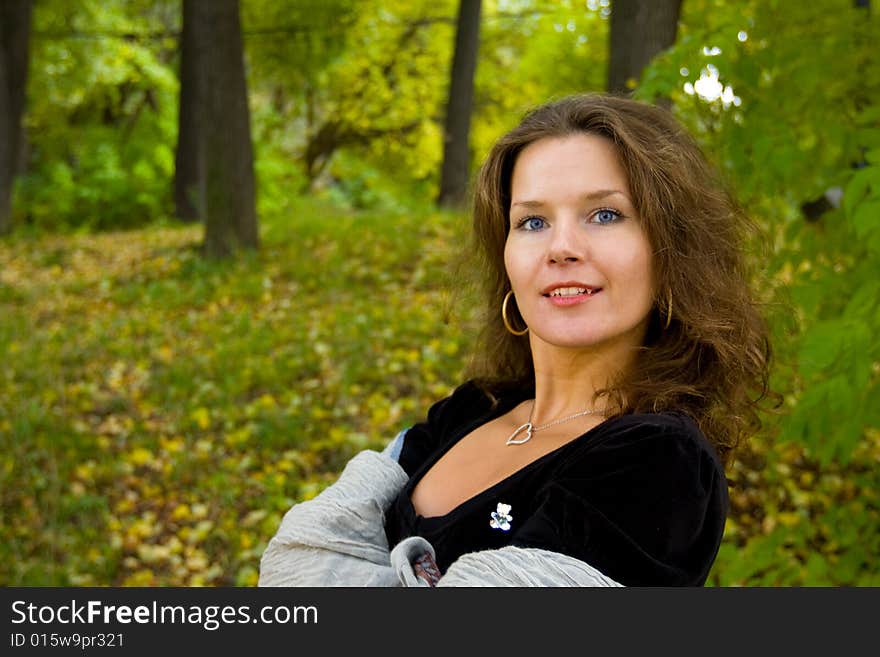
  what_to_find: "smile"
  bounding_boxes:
[546,287,600,297]
[543,285,602,307]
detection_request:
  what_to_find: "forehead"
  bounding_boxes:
[510,133,630,201]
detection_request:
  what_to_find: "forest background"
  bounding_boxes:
[0,0,878,586]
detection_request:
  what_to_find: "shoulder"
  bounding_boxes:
[594,410,714,451]
[396,380,497,476]
[513,412,729,585]
[424,379,497,424]
[563,411,725,490]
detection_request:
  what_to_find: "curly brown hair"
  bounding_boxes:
[464,93,775,467]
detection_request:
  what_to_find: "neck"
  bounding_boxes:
[526,338,640,425]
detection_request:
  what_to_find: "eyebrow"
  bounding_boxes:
[511,189,631,208]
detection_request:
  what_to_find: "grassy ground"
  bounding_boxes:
[1,203,878,585]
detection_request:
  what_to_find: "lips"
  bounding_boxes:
[541,282,602,297]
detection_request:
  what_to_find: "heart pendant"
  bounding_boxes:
[506,422,533,446]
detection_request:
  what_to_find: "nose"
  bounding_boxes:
[547,217,584,264]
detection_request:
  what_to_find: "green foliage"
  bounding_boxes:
[638,0,880,585]
[241,0,457,201]
[19,0,178,230]
[243,0,612,205]
[241,0,359,92]
[637,0,880,464]
[15,0,615,223]
[473,0,609,160]
[708,434,880,586]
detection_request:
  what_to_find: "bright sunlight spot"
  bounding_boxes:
[683,64,742,107]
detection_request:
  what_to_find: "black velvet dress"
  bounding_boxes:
[383,380,729,586]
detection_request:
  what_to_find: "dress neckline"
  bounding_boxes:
[406,398,615,524]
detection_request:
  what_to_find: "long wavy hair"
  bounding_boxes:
[465,93,775,467]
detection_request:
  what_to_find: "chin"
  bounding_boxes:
[533,330,608,350]
[531,319,648,354]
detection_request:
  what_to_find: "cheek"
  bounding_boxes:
[616,242,656,299]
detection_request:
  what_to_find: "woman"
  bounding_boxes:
[259,93,772,587]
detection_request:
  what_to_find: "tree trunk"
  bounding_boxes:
[192,0,258,257]
[437,0,482,209]
[0,0,32,235]
[174,0,202,223]
[607,0,682,95]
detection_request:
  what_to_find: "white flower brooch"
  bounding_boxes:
[490,503,513,531]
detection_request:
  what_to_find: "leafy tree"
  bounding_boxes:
[239,0,359,209]
[471,1,609,164]
[21,0,178,230]
[300,0,455,190]
[241,0,613,207]
[637,0,880,584]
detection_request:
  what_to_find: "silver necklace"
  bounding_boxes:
[506,401,603,446]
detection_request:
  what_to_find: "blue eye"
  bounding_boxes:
[518,216,546,231]
[592,208,621,224]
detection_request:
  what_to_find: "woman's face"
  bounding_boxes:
[504,133,656,355]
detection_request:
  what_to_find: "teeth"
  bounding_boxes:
[550,287,590,297]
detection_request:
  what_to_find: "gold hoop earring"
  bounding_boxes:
[663,293,673,330]
[502,291,529,336]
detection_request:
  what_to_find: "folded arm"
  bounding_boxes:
[259,430,624,588]
[258,447,409,587]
